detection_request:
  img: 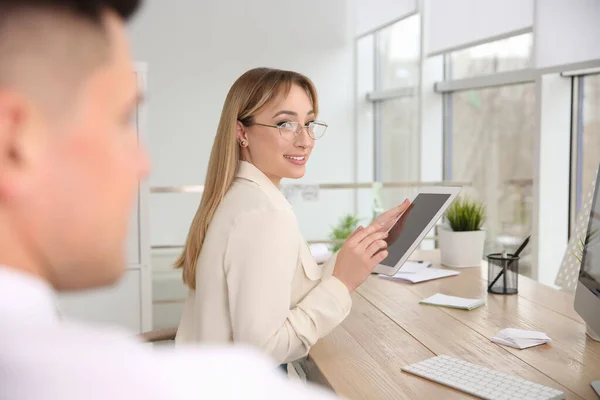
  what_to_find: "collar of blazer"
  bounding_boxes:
[236,161,292,210]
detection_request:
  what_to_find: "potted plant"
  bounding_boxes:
[329,214,360,252]
[438,198,486,268]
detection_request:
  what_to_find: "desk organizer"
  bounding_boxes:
[487,253,519,295]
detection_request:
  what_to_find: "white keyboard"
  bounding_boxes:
[402,355,565,400]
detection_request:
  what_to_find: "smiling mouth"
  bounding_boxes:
[284,155,306,161]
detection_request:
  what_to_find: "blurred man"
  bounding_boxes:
[0,1,336,398]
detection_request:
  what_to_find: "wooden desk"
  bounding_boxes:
[305,250,600,399]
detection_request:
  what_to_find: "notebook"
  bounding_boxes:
[379,268,459,283]
[419,293,485,310]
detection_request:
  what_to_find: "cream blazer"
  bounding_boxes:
[175,161,352,364]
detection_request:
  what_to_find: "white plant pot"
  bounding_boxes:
[438,227,486,268]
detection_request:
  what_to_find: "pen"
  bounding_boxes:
[488,235,530,292]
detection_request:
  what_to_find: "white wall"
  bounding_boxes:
[534,75,573,286]
[129,0,357,245]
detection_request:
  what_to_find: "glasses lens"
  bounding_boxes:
[309,122,327,139]
[279,122,298,140]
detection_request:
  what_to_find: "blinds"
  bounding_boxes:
[355,0,417,37]
[535,0,600,68]
[424,0,534,56]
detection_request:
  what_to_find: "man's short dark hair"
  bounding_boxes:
[0,0,140,23]
[0,0,142,112]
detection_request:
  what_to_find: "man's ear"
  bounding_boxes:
[0,92,36,200]
[236,120,249,145]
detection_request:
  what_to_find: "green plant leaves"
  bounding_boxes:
[329,214,360,252]
[573,227,600,263]
[445,197,485,232]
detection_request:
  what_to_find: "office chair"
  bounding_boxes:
[138,326,177,343]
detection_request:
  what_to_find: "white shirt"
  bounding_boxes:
[0,266,338,399]
[176,161,352,364]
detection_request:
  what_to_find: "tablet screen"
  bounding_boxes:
[380,193,451,267]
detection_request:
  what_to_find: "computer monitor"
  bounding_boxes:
[575,164,600,341]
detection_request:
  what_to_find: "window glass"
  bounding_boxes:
[450,33,533,80]
[447,83,536,275]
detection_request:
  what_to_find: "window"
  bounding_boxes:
[378,96,420,209]
[445,84,536,274]
[376,14,421,90]
[373,15,421,210]
[443,33,536,275]
[449,33,533,80]
[380,97,419,182]
[574,74,600,215]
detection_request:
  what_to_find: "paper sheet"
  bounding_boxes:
[380,268,459,283]
[309,243,332,264]
[420,293,485,310]
[491,328,551,349]
[398,260,432,273]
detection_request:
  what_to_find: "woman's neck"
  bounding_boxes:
[240,159,281,188]
[266,173,281,188]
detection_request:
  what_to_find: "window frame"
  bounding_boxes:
[435,37,600,285]
[439,33,538,278]
[568,70,600,237]
[366,13,423,184]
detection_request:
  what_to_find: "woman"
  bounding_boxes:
[174,68,409,365]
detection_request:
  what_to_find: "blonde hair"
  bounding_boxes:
[174,68,319,289]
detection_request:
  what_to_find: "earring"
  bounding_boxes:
[240,140,248,147]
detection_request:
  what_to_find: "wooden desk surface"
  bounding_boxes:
[306,250,600,399]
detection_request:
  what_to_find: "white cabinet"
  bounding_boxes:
[58,63,151,333]
[127,190,141,265]
[58,269,144,332]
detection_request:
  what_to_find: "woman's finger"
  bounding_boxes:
[366,239,387,258]
[373,199,411,228]
[389,199,411,217]
[373,249,389,264]
[346,225,364,241]
[357,231,388,252]
[346,224,377,247]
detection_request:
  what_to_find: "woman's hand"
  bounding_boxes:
[332,225,389,293]
[370,199,411,233]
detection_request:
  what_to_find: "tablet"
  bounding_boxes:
[373,186,461,276]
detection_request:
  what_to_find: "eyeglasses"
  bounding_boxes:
[249,120,328,140]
